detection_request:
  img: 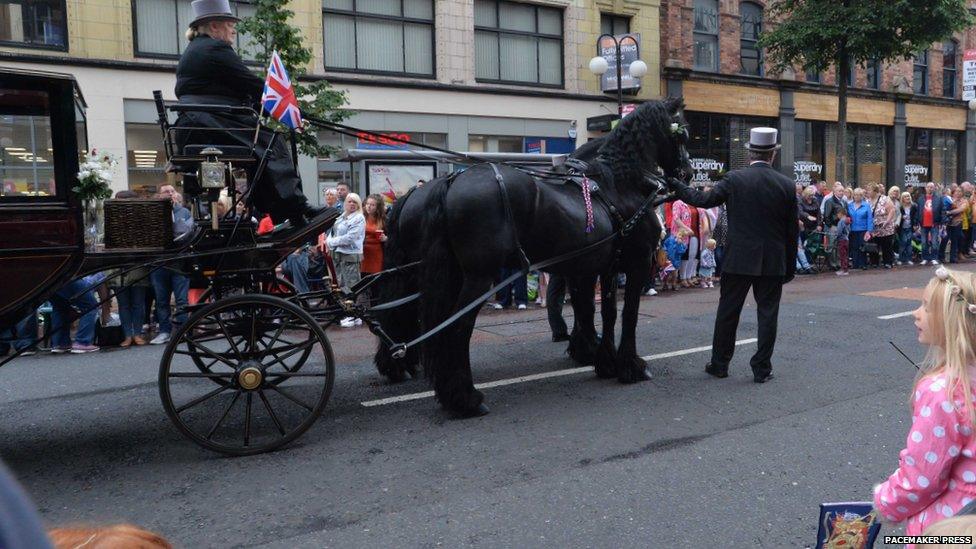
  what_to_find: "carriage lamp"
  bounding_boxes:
[198,146,226,190]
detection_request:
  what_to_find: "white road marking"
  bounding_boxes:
[360,337,759,408]
[878,311,914,320]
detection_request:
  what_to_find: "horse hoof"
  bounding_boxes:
[453,403,490,419]
[618,359,652,384]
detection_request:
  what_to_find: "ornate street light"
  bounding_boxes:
[588,34,645,118]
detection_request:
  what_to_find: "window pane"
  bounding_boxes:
[806,70,820,83]
[500,34,537,82]
[914,65,927,94]
[537,7,561,35]
[323,0,353,10]
[358,0,400,16]
[944,71,956,98]
[236,2,259,60]
[0,90,56,198]
[176,0,194,54]
[357,18,404,72]
[613,17,628,35]
[498,137,522,153]
[474,31,499,79]
[474,0,496,27]
[499,2,535,32]
[600,15,611,36]
[324,14,356,68]
[694,34,717,71]
[539,38,561,84]
[694,0,718,33]
[741,3,761,40]
[404,22,432,74]
[944,41,957,66]
[136,0,177,54]
[740,45,760,76]
[403,0,432,20]
[0,2,26,42]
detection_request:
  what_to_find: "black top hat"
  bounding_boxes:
[189,0,240,27]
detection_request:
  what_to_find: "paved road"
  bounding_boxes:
[0,265,960,548]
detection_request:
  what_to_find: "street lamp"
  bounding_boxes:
[589,34,645,118]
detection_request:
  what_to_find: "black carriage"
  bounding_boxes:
[0,68,371,456]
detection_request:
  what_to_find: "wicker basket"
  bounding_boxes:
[104,199,174,249]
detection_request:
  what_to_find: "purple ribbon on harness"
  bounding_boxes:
[582,177,595,233]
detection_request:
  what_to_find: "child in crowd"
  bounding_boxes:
[836,210,851,276]
[699,239,717,288]
[873,266,976,538]
[656,247,677,291]
[661,230,689,291]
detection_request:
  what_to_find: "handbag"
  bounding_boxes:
[94,319,125,347]
[861,242,880,254]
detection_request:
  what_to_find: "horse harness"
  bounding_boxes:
[482,160,657,274]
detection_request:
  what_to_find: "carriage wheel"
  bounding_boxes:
[191,277,307,383]
[159,294,335,456]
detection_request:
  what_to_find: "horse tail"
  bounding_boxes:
[373,187,421,381]
[418,176,462,382]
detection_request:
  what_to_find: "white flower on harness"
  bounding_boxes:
[670,122,681,135]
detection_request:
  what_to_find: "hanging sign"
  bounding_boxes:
[793,161,823,184]
[904,164,929,187]
[963,50,976,101]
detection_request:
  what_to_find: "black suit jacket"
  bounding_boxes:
[175,35,264,107]
[672,162,798,280]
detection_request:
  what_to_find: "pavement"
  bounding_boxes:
[0,262,968,548]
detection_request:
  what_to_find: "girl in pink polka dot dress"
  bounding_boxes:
[874,266,976,538]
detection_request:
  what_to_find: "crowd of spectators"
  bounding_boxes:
[9,176,976,355]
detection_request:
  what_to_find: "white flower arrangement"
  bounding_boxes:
[73,148,117,200]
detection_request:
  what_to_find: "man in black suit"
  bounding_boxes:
[666,127,797,383]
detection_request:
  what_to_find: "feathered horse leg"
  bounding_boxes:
[567,275,599,365]
[593,272,618,378]
[616,260,652,383]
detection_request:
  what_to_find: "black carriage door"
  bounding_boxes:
[0,73,84,328]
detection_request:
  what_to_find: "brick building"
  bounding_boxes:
[660,0,976,188]
[0,0,664,199]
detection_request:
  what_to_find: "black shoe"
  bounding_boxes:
[551,333,570,343]
[754,372,774,383]
[705,363,728,379]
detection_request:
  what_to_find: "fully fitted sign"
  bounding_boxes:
[964,50,976,101]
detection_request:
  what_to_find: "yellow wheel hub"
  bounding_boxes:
[238,367,263,390]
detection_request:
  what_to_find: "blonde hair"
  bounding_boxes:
[916,268,976,426]
[48,524,172,549]
[901,191,913,203]
[889,185,901,197]
[706,238,717,248]
[185,26,201,41]
[801,186,815,198]
[344,192,363,213]
[921,515,976,546]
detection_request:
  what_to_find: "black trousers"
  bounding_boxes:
[546,274,568,338]
[710,273,784,378]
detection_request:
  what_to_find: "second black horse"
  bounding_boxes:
[376,98,692,417]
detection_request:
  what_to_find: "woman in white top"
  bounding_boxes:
[326,193,366,327]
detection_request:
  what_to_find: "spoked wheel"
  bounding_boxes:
[191,277,307,379]
[159,294,335,456]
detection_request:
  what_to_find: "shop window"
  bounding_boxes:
[0,0,66,50]
[913,50,929,95]
[943,40,958,98]
[825,124,886,186]
[739,2,762,76]
[134,0,257,59]
[0,89,56,199]
[124,123,168,195]
[693,0,719,72]
[474,0,563,86]
[866,58,881,90]
[600,13,629,36]
[685,112,776,185]
[925,130,960,186]
[794,120,826,184]
[324,0,434,77]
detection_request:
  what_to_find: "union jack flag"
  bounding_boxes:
[261,50,303,130]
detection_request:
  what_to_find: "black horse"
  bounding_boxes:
[378,98,691,416]
[373,136,610,383]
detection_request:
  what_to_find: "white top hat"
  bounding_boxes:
[745,127,781,151]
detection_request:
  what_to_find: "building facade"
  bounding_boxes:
[0,0,663,201]
[660,0,976,189]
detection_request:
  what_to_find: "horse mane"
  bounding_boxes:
[597,98,683,186]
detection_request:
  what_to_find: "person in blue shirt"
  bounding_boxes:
[847,187,874,270]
